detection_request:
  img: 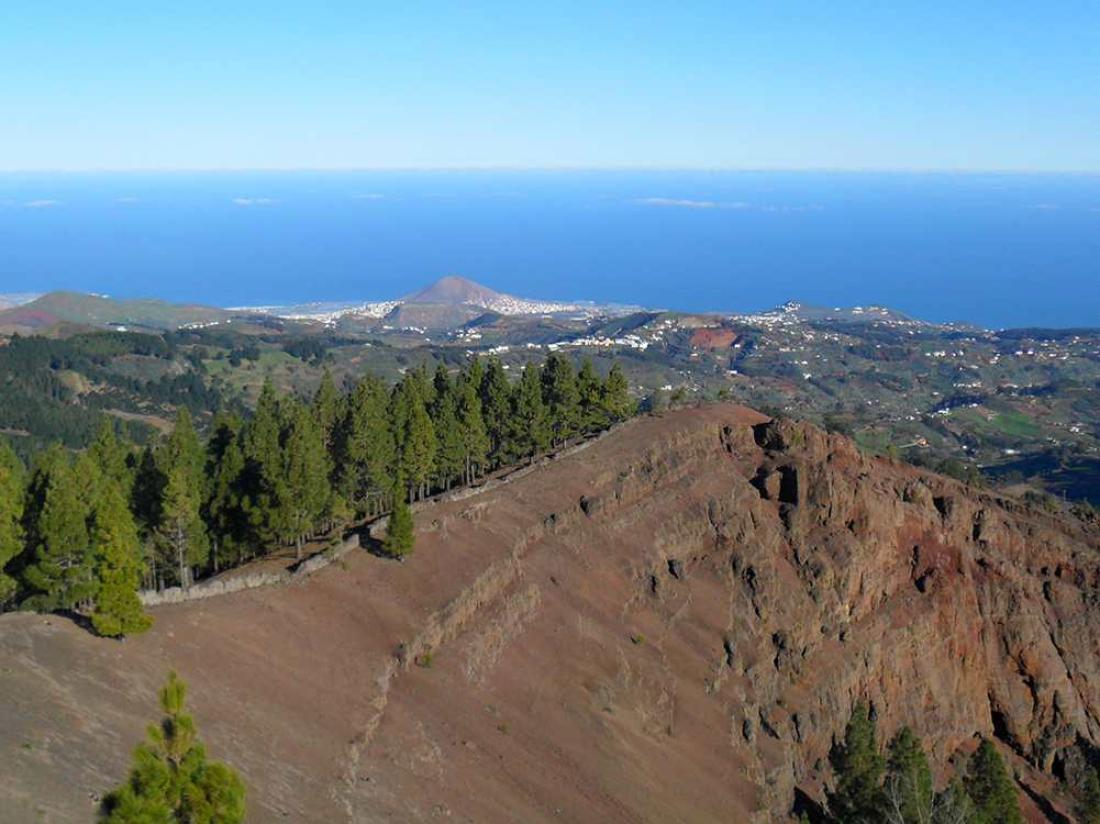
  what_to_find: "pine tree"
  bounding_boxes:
[89,416,133,493]
[827,702,886,823]
[0,438,26,606]
[338,375,396,516]
[393,377,437,501]
[480,357,514,466]
[965,738,1022,824]
[203,412,247,571]
[541,353,580,446]
[157,466,209,589]
[883,726,933,824]
[241,379,287,545]
[281,400,331,559]
[456,369,489,485]
[410,364,437,408]
[512,361,551,461]
[576,358,605,434]
[601,362,634,423]
[102,672,246,823]
[430,365,465,490]
[383,483,415,558]
[21,449,99,611]
[465,356,485,397]
[131,445,165,535]
[161,408,205,497]
[311,367,342,455]
[90,479,152,638]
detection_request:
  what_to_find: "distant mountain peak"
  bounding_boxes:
[407,276,503,306]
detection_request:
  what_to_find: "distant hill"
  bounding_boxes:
[0,291,238,334]
[405,275,505,306]
[0,293,40,311]
[238,275,622,329]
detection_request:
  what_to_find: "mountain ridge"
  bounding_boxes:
[2,404,1096,821]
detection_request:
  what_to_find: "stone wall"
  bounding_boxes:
[141,426,620,605]
[369,425,616,540]
[138,533,361,606]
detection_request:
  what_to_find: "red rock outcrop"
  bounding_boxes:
[1,405,1098,822]
[689,327,741,350]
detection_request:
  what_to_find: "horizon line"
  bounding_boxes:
[1,165,1100,176]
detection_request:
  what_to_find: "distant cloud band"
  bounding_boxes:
[634,197,821,213]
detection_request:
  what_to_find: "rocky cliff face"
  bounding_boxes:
[2,405,1098,822]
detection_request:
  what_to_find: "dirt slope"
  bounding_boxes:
[3,405,1100,823]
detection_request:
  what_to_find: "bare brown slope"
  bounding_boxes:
[406,275,503,306]
[3,405,1100,823]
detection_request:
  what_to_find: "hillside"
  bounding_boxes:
[0,291,233,334]
[3,405,1100,822]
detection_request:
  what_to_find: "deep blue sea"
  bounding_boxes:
[1,171,1098,328]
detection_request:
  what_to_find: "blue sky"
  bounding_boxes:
[2,2,1098,171]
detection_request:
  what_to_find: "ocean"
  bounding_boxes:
[0,170,1097,328]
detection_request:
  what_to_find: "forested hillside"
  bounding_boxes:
[0,332,223,453]
[0,353,634,635]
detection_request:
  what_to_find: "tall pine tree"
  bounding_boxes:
[576,359,605,434]
[90,417,133,493]
[512,361,551,461]
[541,353,580,447]
[430,365,465,490]
[311,368,342,457]
[161,408,205,497]
[90,479,152,638]
[156,466,209,589]
[21,449,99,611]
[456,369,489,485]
[338,375,396,516]
[203,412,247,571]
[480,358,514,467]
[393,377,437,502]
[241,380,287,545]
[601,362,634,423]
[281,400,331,559]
